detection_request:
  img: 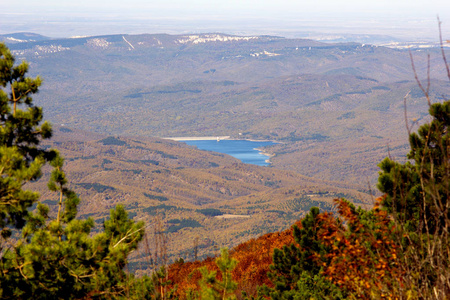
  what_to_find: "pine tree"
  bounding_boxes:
[215,248,237,300]
[197,248,238,300]
[378,101,450,233]
[377,101,450,296]
[264,207,344,300]
[0,42,151,299]
[377,27,450,294]
[0,42,54,241]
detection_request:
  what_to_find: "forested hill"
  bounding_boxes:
[27,126,370,262]
[3,32,450,188]
[1,26,450,297]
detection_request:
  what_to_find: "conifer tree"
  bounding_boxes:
[264,207,344,300]
[0,42,54,241]
[378,101,450,233]
[377,101,450,296]
[197,248,238,300]
[0,42,151,299]
[376,27,450,294]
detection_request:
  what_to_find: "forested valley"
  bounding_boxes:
[1,25,450,299]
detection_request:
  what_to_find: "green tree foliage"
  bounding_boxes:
[0,42,151,299]
[264,99,450,298]
[377,100,450,296]
[265,41,450,297]
[264,207,344,300]
[196,248,238,300]
[1,203,146,299]
[0,42,54,239]
[378,101,450,233]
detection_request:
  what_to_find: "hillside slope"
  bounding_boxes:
[28,127,370,262]
[7,32,450,187]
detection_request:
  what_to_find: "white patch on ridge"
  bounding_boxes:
[5,37,33,43]
[12,44,70,57]
[87,38,111,49]
[177,34,259,44]
[250,50,281,57]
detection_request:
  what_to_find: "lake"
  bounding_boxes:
[183,139,276,166]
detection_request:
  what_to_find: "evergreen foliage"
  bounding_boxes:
[0,42,151,299]
[377,100,450,296]
[196,209,223,217]
[197,248,238,300]
[167,219,202,233]
[3,27,450,299]
[0,42,55,238]
[378,101,450,233]
[264,207,344,300]
[99,136,127,146]
[144,193,169,202]
[264,86,450,299]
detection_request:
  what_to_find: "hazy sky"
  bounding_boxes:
[2,0,450,39]
[4,0,448,14]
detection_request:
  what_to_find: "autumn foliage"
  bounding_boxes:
[167,223,298,299]
[166,198,412,299]
[166,198,409,299]
[315,198,403,298]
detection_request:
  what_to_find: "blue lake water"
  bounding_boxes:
[183,140,276,166]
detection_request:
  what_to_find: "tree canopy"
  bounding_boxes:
[0,42,152,299]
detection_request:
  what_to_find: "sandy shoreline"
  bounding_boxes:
[163,136,231,141]
[163,136,279,143]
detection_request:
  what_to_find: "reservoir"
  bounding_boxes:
[183,139,275,166]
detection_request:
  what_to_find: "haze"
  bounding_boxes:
[2,0,450,41]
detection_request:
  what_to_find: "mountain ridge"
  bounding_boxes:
[3,31,448,188]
